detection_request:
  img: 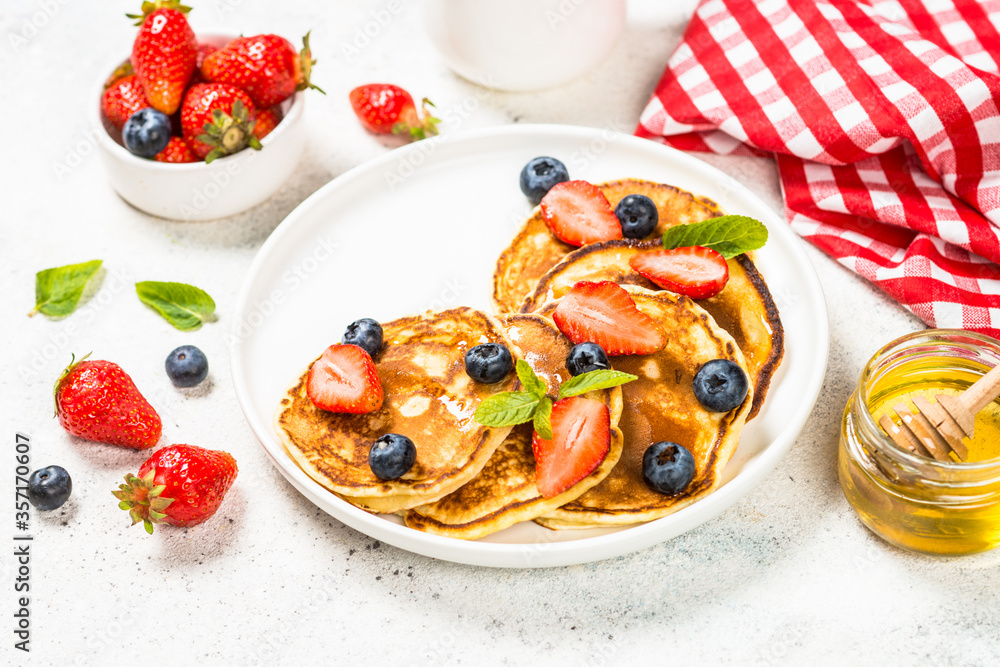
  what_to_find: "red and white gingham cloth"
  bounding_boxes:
[636,0,1000,337]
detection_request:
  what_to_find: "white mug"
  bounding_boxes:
[422,0,627,92]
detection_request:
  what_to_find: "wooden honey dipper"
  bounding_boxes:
[878,364,1000,462]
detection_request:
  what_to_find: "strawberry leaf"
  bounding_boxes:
[135,281,216,330]
[533,395,553,440]
[30,260,104,318]
[661,215,768,259]
[558,369,638,400]
[516,359,547,399]
[474,391,542,428]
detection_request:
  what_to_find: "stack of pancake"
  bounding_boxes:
[274,179,784,539]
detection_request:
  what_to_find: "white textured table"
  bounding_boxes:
[3,1,998,665]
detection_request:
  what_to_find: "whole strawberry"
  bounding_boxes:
[254,107,282,140]
[55,355,162,449]
[113,444,238,534]
[102,73,150,130]
[128,1,197,115]
[180,83,262,162]
[349,83,439,141]
[201,32,323,109]
[154,136,198,163]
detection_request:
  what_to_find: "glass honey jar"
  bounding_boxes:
[839,329,1000,556]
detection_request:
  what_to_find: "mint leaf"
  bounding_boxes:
[135,281,216,330]
[474,391,543,428]
[516,359,547,399]
[533,395,553,440]
[558,369,638,400]
[30,260,103,318]
[661,215,768,258]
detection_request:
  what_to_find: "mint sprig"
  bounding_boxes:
[30,259,104,318]
[661,215,768,258]
[558,369,638,400]
[135,281,216,330]
[475,361,636,439]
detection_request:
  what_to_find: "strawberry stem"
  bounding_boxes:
[126,0,191,25]
[112,469,174,535]
[296,32,326,95]
[53,352,91,416]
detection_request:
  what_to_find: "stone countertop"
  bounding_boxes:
[2,0,998,665]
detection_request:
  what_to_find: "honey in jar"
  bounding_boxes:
[839,330,1000,556]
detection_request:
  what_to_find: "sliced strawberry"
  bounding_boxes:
[552,281,666,355]
[540,180,622,247]
[532,397,610,498]
[307,344,383,414]
[630,246,730,300]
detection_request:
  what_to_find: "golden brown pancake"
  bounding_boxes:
[492,179,721,314]
[273,307,517,514]
[520,239,783,420]
[535,286,753,528]
[404,314,624,539]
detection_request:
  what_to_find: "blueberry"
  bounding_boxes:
[519,156,570,205]
[27,465,72,511]
[565,342,610,376]
[642,442,695,495]
[692,359,749,412]
[369,433,417,480]
[614,194,659,239]
[165,345,209,388]
[342,318,383,358]
[122,108,172,158]
[464,343,514,383]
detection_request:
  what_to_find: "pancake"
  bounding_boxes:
[273,307,517,514]
[520,239,782,420]
[404,314,624,540]
[492,179,721,314]
[535,286,753,528]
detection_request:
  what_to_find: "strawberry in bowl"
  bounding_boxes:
[93,3,321,220]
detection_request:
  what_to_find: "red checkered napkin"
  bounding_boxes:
[636,0,1000,338]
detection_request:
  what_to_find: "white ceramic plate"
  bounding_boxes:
[231,124,829,568]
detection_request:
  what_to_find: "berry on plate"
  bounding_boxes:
[349,83,439,141]
[540,180,623,247]
[113,444,238,533]
[519,156,570,206]
[615,194,659,239]
[123,107,173,157]
[642,441,695,495]
[629,246,730,300]
[369,433,417,480]
[201,32,321,109]
[464,343,514,384]
[532,396,610,498]
[102,73,149,130]
[27,466,72,511]
[180,83,261,163]
[565,342,610,376]
[341,318,383,358]
[128,1,197,115]
[154,136,199,163]
[552,281,666,356]
[165,344,208,387]
[307,344,384,414]
[55,355,162,449]
[253,107,282,141]
[692,359,748,412]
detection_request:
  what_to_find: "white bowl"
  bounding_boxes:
[92,37,306,221]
